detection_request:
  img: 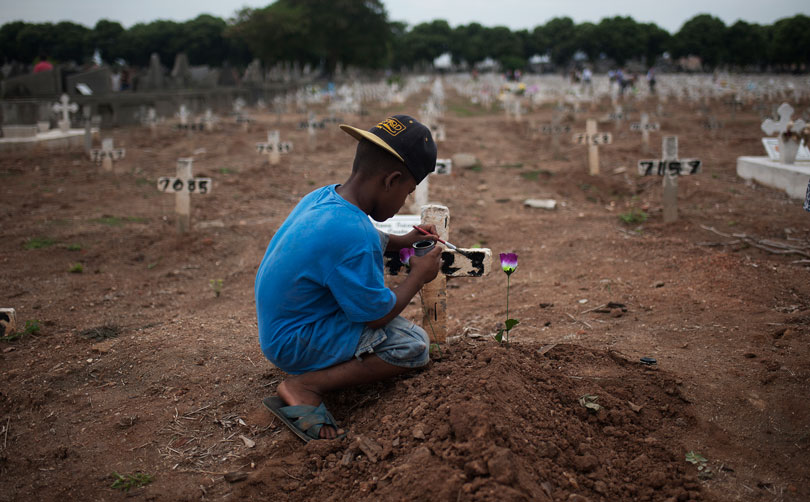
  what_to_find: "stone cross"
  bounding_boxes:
[203,109,217,132]
[157,158,212,233]
[256,130,293,165]
[90,137,126,172]
[638,136,702,222]
[378,205,493,343]
[630,112,660,154]
[299,112,325,150]
[176,105,190,127]
[82,108,100,154]
[609,104,624,129]
[572,119,612,175]
[52,94,78,132]
[142,107,158,135]
[761,103,807,165]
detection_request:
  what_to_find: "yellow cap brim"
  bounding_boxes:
[339,124,405,163]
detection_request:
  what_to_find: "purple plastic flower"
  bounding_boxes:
[400,247,415,267]
[499,253,518,275]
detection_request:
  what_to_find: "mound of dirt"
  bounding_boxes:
[238,343,703,502]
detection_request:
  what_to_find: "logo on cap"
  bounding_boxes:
[375,117,406,136]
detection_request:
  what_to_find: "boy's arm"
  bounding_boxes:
[366,246,441,329]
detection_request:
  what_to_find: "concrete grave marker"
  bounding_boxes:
[377,205,493,343]
[629,113,660,153]
[0,308,16,338]
[90,138,126,172]
[299,112,325,150]
[256,130,293,165]
[572,119,612,175]
[52,94,78,132]
[638,136,701,222]
[761,103,807,165]
[157,158,212,233]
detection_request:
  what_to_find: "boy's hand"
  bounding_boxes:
[405,224,438,246]
[409,246,442,284]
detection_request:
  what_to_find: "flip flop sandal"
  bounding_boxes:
[263,396,345,443]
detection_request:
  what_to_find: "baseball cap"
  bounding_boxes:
[340,115,437,184]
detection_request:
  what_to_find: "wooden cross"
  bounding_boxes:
[638,136,702,223]
[157,158,213,233]
[90,137,126,172]
[256,130,293,165]
[630,112,660,154]
[176,105,190,128]
[299,112,324,150]
[572,119,612,175]
[142,107,158,136]
[82,108,100,154]
[52,94,78,132]
[409,159,452,213]
[378,205,493,343]
[609,104,624,129]
[541,111,571,158]
[203,109,217,132]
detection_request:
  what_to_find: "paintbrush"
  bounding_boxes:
[412,225,476,258]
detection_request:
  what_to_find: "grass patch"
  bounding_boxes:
[69,263,84,273]
[467,163,483,172]
[520,171,540,181]
[91,216,148,227]
[80,324,121,341]
[135,177,150,186]
[502,163,524,169]
[24,237,57,250]
[66,243,83,251]
[218,167,234,174]
[619,209,648,225]
[111,472,153,492]
[447,102,488,118]
[1,319,40,342]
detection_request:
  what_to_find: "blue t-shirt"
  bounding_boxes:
[255,185,396,374]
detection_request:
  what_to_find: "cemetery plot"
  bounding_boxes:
[1,76,810,502]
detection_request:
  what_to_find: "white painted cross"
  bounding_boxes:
[299,112,324,150]
[541,111,571,158]
[52,94,78,132]
[761,103,807,165]
[629,112,660,153]
[203,109,217,132]
[572,119,613,175]
[157,158,213,233]
[256,130,293,165]
[176,105,190,127]
[376,205,493,343]
[90,137,126,172]
[637,136,702,223]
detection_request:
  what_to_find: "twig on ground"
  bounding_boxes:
[700,225,810,258]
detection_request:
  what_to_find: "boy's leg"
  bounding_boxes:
[278,354,409,439]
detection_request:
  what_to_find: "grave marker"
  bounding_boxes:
[256,130,293,165]
[299,112,325,150]
[761,103,807,165]
[376,205,493,343]
[629,113,660,153]
[638,136,701,223]
[52,94,78,132]
[541,112,571,158]
[90,138,126,172]
[157,158,212,233]
[572,119,612,175]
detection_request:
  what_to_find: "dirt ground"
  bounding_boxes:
[1,80,808,501]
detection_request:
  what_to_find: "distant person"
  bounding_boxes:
[581,67,593,96]
[617,69,627,97]
[32,53,53,73]
[646,68,656,94]
[256,115,441,441]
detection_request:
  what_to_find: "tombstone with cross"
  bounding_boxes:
[142,107,159,135]
[299,112,325,150]
[256,130,293,165]
[540,112,572,158]
[376,204,492,343]
[203,109,218,132]
[90,138,126,172]
[176,105,191,129]
[572,119,613,175]
[761,103,807,165]
[52,94,78,132]
[157,158,213,233]
[638,136,701,222]
[629,112,660,154]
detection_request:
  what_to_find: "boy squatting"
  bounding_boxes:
[255,115,443,441]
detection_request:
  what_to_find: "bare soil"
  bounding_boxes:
[1,85,808,501]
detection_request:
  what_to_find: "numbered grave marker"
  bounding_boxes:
[90,138,126,172]
[435,158,452,175]
[256,130,293,164]
[157,158,212,233]
[572,119,612,175]
[630,113,660,153]
[637,136,702,223]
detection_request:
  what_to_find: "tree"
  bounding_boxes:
[639,23,670,66]
[670,14,727,69]
[724,21,766,69]
[90,19,124,63]
[538,17,578,66]
[404,20,452,66]
[483,26,524,70]
[769,15,810,70]
[595,17,646,65]
[182,15,229,66]
[0,21,27,63]
[450,23,488,66]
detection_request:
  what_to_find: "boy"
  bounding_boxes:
[255,115,443,441]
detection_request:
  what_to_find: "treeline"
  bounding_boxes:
[0,0,808,72]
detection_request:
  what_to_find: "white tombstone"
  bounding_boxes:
[157,158,213,233]
[762,103,807,165]
[638,136,702,223]
[52,94,78,132]
[256,130,293,165]
[90,137,126,172]
[572,119,612,175]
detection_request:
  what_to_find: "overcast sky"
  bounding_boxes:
[0,0,806,33]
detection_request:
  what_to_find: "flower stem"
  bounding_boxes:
[505,274,510,346]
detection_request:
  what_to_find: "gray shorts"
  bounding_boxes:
[354,315,430,368]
